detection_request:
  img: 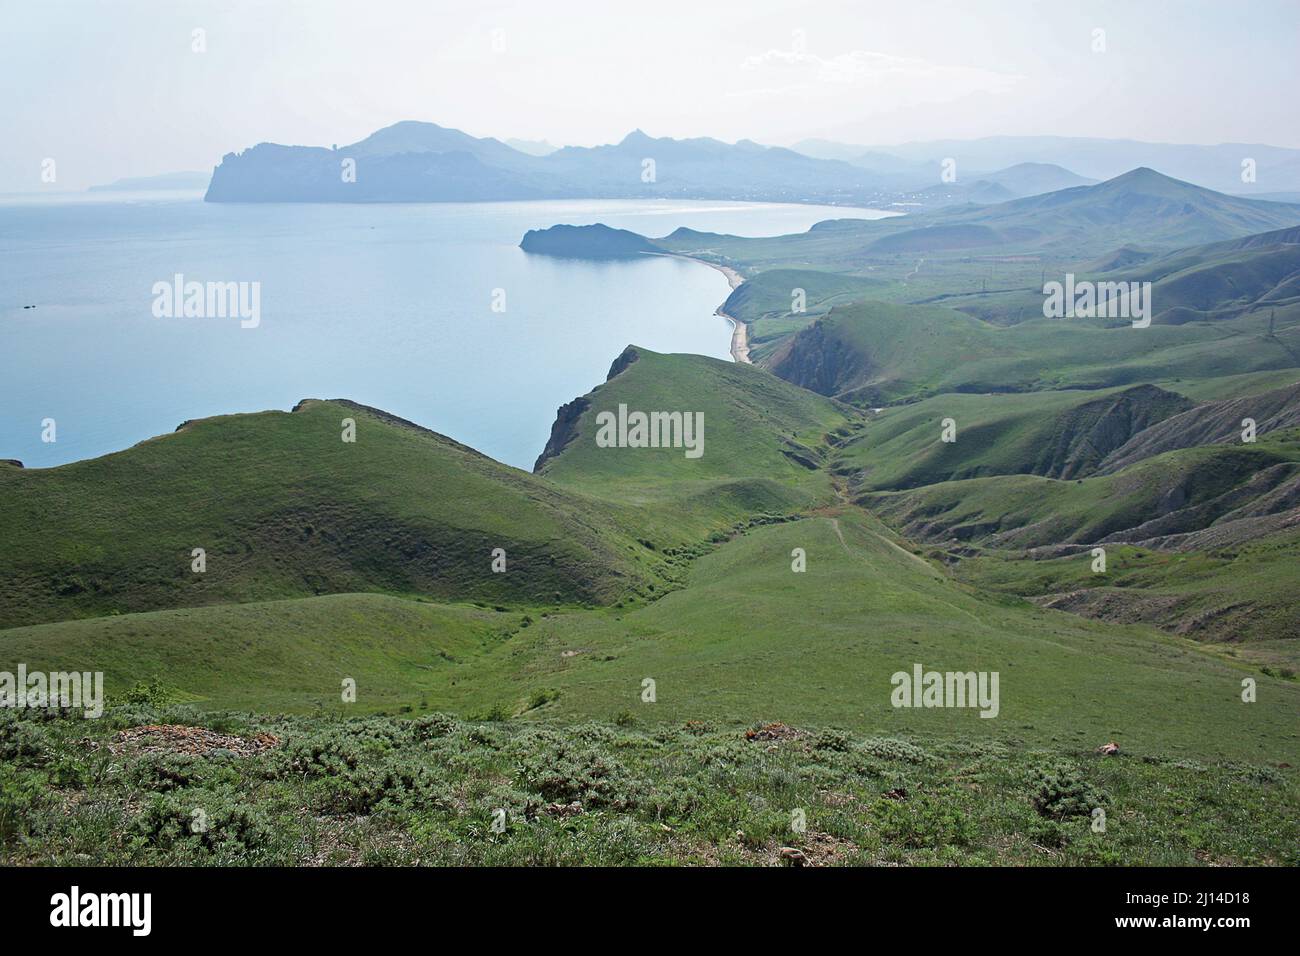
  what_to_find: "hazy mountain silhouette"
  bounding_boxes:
[206,122,891,204]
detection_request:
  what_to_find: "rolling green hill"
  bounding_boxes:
[1098,381,1300,472]
[718,269,888,362]
[0,399,670,628]
[520,511,1300,760]
[945,224,1300,328]
[861,434,1300,550]
[648,170,1300,363]
[7,346,1295,763]
[859,430,1300,653]
[0,593,520,712]
[936,168,1300,253]
[657,169,1300,273]
[958,531,1300,659]
[7,508,1297,766]
[832,385,1193,490]
[765,299,1300,406]
[535,346,854,540]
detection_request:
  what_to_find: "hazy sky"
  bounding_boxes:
[4,0,1298,190]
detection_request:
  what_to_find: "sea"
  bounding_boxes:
[1,194,895,470]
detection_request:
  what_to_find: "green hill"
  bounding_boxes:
[862,435,1300,550]
[937,168,1300,253]
[1098,381,1300,472]
[0,399,669,628]
[8,509,1296,766]
[860,432,1300,653]
[765,299,1300,406]
[0,593,519,712]
[535,346,854,539]
[515,511,1300,760]
[8,348,1294,762]
[519,223,660,258]
[832,385,1193,490]
[657,170,1300,274]
[959,530,1300,658]
[719,269,888,362]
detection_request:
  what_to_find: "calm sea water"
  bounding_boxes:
[1,195,894,470]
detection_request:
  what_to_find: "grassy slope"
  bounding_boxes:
[719,269,889,362]
[831,385,1192,490]
[0,399,669,628]
[0,594,520,712]
[504,512,1300,763]
[956,533,1300,664]
[537,347,855,539]
[659,175,1300,361]
[944,258,1300,330]
[8,511,1297,766]
[5,351,1292,762]
[861,431,1300,653]
[1157,368,1300,401]
[768,299,1300,405]
[863,435,1300,549]
[4,349,1297,865]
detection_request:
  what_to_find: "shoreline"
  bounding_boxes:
[652,253,752,364]
[719,307,751,364]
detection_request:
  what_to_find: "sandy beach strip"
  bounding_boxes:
[649,253,751,363]
[720,309,751,363]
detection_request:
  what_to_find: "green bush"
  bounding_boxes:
[0,713,49,762]
[0,764,47,845]
[1030,765,1108,820]
[121,676,173,707]
[814,728,851,752]
[860,737,929,764]
[513,738,640,810]
[873,790,975,848]
[134,789,274,856]
[130,752,212,792]
[525,688,561,711]
[408,712,459,741]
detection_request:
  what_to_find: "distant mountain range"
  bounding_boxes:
[205,120,1300,209]
[89,171,210,192]
[205,121,891,205]
[793,135,1300,196]
[505,138,559,157]
[915,167,1300,251]
[903,162,1097,207]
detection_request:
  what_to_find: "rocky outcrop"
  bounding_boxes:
[533,346,642,472]
[765,317,874,400]
[1032,384,1193,479]
[207,143,559,203]
[533,397,590,473]
[1097,462,1299,544]
[520,223,659,259]
[1098,382,1300,473]
[606,345,641,380]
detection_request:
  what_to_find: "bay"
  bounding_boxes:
[0,196,895,470]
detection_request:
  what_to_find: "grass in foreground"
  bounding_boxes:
[2,706,1293,867]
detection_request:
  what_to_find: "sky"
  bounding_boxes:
[3,0,1298,190]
